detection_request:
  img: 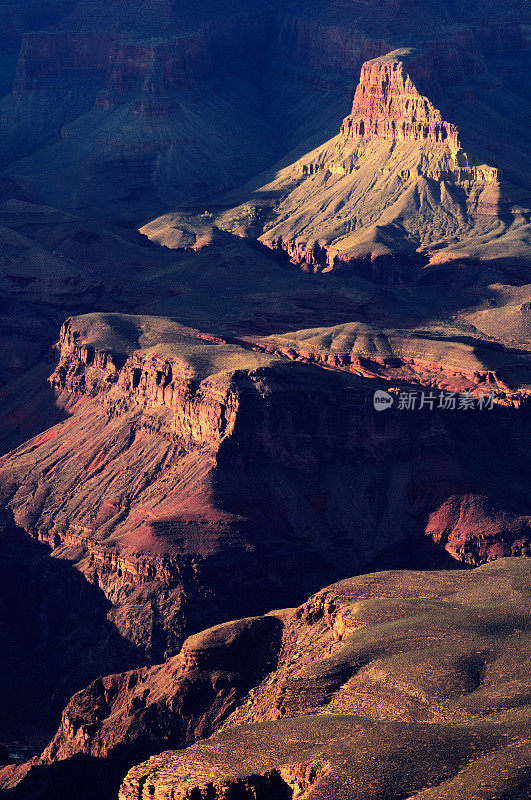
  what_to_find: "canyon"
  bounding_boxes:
[0,1,529,798]
[0,1,528,224]
[0,308,528,784]
[1,558,530,798]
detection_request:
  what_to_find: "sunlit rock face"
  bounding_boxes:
[257,39,528,278]
[341,51,461,151]
[0,3,528,798]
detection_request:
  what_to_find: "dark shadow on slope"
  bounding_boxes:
[0,751,138,800]
[417,255,531,289]
[0,616,285,800]
[0,359,70,456]
[363,537,469,573]
[0,512,142,748]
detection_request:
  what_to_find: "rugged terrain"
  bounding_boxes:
[0,1,529,225]
[0,309,529,747]
[0,1,529,798]
[1,558,530,798]
[218,47,530,283]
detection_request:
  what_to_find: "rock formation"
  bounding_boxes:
[1,1,529,221]
[116,559,531,800]
[3,558,530,798]
[0,3,529,797]
[341,51,461,150]
[254,46,529,279]
[0,312,528,682]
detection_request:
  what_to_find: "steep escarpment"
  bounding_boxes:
[13,11,271,97]
[0,4,528,798]
[276,15,387,89]
[0,312,529,681]
[12,30,114,94]
[341,51,461,149]
[256,47,529,280]
[8,558,529,800]
[0,1,76,99]
[49,316,247,447]
[2,1,530,222]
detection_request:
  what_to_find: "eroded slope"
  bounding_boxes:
[254,49,530,280]
[5,558,529,799]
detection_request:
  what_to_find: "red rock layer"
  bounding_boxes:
[12,12,272,99]
[341,53,460,149]
[0,312,527,690]
[51,319,240,447]
[278,17,388,89]
[13,31,114,93]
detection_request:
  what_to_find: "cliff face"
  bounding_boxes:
[2,1,528,222]
[13,12,270,97]
[0,313,529,679]
[0,6,281,219]
[51,318,241,448]
[0,4,528,796]
[341,53,460,150]
[277,16,388,89]
[13,31,114,93]
[11,558,528,800]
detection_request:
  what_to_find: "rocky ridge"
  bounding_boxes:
[0,312,529,676]
[255,47,529,278]
[4,557,530,799]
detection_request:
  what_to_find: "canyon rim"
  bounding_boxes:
[0,2,529,799]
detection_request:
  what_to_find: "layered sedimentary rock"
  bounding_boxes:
[277,15,387,89]
[1,0,527,222]
[0,0,529,224]
[0,196,201,398]
[253,320,531,398]
[13,11,270,97]
[7,558,528,799]
[341,51,461,150]
[0,312,529,680]
[255,46,529,279]
[0,5,529,794]
[13,31,114,93]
